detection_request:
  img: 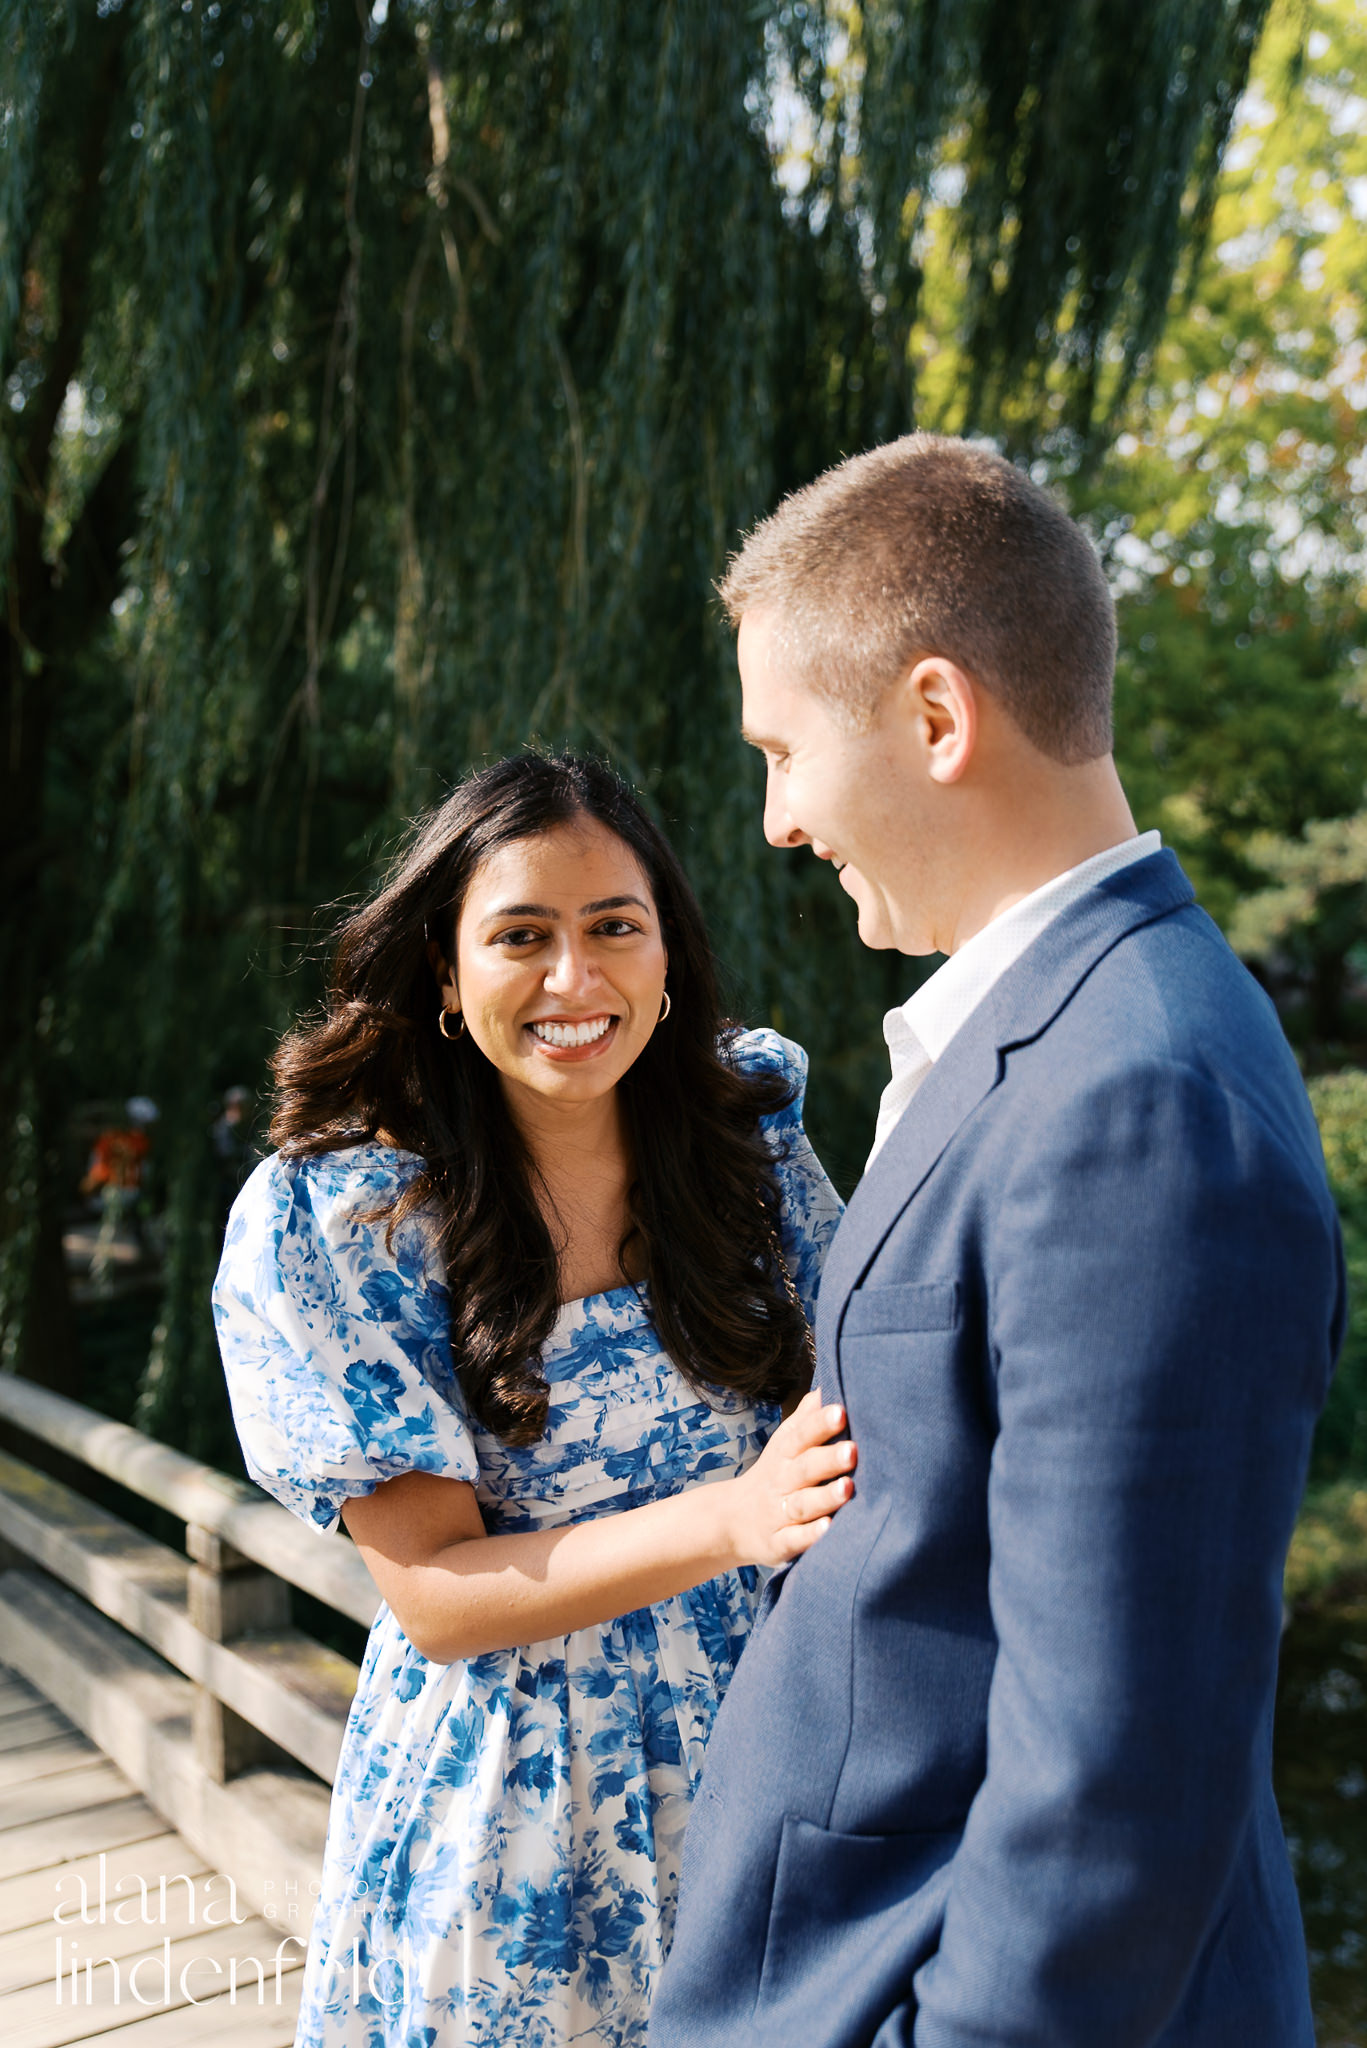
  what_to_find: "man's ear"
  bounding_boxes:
[901,655,978,785]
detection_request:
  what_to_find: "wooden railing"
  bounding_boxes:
[0,1373,379,1923]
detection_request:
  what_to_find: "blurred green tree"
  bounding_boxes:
[1,0,1272,1447]
[1084,0,1367,1051]
[1307,1070,1367,1480]
[902,0,1367,1029]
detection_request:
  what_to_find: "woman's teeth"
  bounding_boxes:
[530,1017,613,1048]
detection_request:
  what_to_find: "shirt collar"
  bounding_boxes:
[886,831,1163,1069]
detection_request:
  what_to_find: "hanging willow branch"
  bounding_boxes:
[0,0,1270,1443]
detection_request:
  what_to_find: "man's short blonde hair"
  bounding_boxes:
[719,433,1116,764]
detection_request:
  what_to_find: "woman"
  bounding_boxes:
[213,752,851,2048]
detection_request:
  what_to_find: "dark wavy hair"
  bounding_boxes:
[270,753,815,1443]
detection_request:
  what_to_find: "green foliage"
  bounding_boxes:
[775,0,1272,452]
[1311,1071,1367,1199]
[1309,1207,1367,1483]
[1110,551,1367,936]
[892,0,1367,1065]
[1226,814,1367,1052]
[0,0,1302,1444]
[1078,0,1367,1051]
[1308,1071,1367,1483]
[1285,1479,1367,1606]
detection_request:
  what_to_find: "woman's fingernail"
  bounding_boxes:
[825,1405,843,1425]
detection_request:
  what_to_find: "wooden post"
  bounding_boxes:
[187,1522,292,1783]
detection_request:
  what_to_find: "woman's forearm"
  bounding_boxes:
[389,1478,742,1662]
[342,1392,854,1662]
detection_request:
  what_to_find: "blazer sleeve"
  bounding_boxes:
[903,1061,1342,2048]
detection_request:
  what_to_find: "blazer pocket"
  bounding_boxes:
[756,1814,958,2020]
[843,1280,960,1337]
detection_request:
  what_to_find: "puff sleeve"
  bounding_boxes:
[212,1148,480,1535]
[730,1027,845,1325]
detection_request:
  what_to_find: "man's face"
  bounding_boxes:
[737,608,938,955]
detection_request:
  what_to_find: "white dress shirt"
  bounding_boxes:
[867,831,1163,1168]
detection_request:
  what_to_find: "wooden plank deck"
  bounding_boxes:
[0,1665,304,2047]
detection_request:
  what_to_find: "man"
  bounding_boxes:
[651,435,1343,2047]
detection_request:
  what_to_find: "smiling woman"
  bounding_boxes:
[429,823,670,1147]
[261,755,829,1438]
[210,752,849,2048]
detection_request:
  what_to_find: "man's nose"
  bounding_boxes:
[763,771,807,850]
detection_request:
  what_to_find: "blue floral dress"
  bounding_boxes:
[212,1029,842,2048]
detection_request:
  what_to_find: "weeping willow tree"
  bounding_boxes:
[0,0,1269,1451]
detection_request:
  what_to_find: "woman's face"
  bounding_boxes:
[435,818,670,1119]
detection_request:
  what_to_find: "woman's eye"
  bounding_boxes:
[594,919,640,938]
[497,927,543,948]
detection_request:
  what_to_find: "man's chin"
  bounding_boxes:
[845,876,897,952]
[846,875,932,955]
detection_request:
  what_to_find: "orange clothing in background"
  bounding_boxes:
[82,1128,150,1195]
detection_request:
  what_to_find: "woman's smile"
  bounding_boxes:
[527,1013,620,1057]
[434,817,669,1116]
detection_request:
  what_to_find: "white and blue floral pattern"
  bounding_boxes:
[212,1029,842,2048]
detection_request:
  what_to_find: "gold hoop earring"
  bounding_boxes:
[658,989,672,1023]
[438,1007,465,1041]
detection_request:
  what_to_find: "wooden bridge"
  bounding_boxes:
[0,1374,382,2046]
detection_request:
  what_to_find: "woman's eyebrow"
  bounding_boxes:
[480,894,650,926]
[481,901,557,923]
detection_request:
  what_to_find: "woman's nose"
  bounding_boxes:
[544,942,601,997]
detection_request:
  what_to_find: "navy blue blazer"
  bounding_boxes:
[652,851,1344,2048]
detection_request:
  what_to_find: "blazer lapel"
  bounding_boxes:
[816,849,1198,1342]
[817,1025,1000,1324]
